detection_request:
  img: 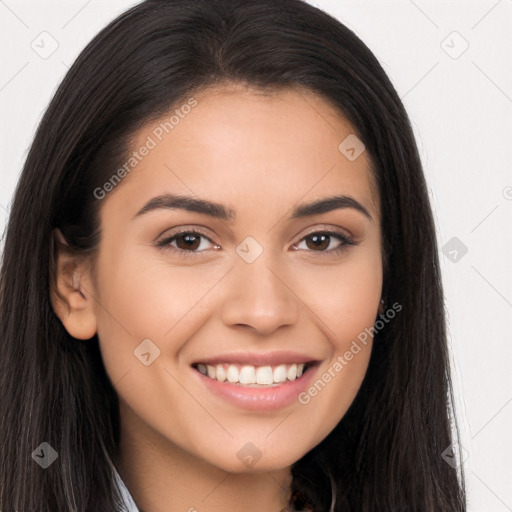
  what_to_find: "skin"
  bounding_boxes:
[52,84,383,512]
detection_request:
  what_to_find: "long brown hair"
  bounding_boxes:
[0,1,466,510]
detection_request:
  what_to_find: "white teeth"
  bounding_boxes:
[239,365,256,385]
[216,364,226,382]
[227,364,239,383]
[273,364,287,383]
[287,363,297,380]
[206,365,216,379]
[195,362,310,385]
[256,366,273,385]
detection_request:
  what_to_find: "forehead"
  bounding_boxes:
[101,84,379,223]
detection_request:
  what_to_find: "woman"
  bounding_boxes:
[0,0,466,510]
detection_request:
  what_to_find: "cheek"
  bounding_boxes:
[286,246,382,432]
[97,243,206,325]
[292,246,383,347]
[92,245,225,375]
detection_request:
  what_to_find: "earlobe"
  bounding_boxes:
[50,229,98,340]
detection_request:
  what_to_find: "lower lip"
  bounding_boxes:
[193,365,318,411]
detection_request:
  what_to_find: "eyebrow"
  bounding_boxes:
[133,193,373,222]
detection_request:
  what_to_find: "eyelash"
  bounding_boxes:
[156,228,357,257]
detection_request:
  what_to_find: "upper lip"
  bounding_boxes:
[191,351,320,367]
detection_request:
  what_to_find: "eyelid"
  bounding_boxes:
[156,224,217,241]
[295,224,354,243]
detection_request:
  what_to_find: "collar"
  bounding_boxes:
[106,452,140,512]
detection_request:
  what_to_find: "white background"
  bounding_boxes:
[1,1,511,510]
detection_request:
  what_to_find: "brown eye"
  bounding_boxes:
[293,230,356,255]
[156,230,219,255]
[305,233,331,251]
[174,233,201,251]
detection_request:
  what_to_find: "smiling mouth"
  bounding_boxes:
[191,362,315,387]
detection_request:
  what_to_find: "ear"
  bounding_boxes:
[50,228,98,340]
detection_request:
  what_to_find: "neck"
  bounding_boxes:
[113,401,293,512]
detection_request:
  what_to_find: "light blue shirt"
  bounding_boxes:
[109,458,140,512]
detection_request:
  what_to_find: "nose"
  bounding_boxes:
[219,257,299,336]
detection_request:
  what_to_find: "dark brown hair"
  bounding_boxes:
[0,0,466,510]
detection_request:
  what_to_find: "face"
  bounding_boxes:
[69,84,382,472]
